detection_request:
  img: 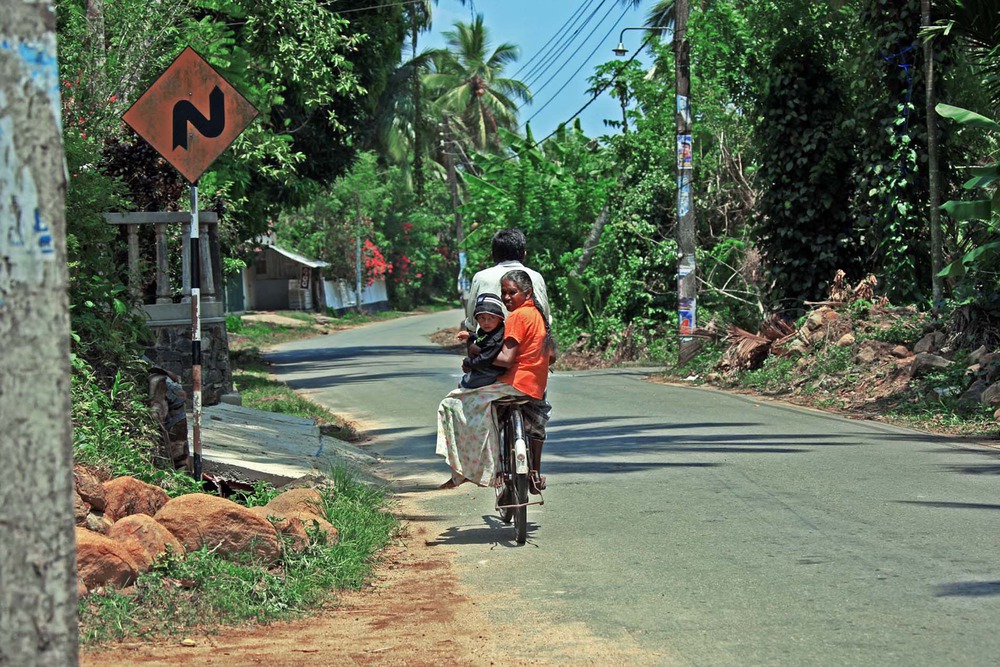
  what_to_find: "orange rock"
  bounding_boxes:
[108,514,185,561]
[74,492,90,526]
[85,513,114,535]
[103,476,169,521]
[75,527,139,590]
[251,505,339,547]
[154,493,281,563]
[248,506,310,553]
[74,466,107,512]
[117,538,155,573]
[264,488,326,519]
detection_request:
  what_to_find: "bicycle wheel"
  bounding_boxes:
[511,408,528,544]
[513,471,528,544]
[497,481,514,524]
[496,408,514,524]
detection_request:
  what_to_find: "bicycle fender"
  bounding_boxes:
[514,436,528,474]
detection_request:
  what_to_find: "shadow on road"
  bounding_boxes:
[424,515,539,549]
[896,500,1000,511]
[935,581,1000,597]
[543,460,719,474]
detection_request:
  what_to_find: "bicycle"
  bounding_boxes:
[493,397,543,544]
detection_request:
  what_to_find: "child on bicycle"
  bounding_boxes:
[456,293,506,389]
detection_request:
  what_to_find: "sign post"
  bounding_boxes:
[123,47,257,479]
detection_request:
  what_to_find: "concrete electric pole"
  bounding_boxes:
[0,3,80,665]
[674,0,699,365]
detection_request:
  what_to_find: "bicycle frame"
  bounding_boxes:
[495,401,544,512]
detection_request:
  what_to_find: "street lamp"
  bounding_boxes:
[612,5,698,366]
[611,26,669,57]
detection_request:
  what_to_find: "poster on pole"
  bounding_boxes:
[678,296,696,336]
[677,134,693,170]
[457,250,470,296]
[677,175,692,218]
[676,94,691,127]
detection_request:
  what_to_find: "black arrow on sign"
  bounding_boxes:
[173,86,226,150]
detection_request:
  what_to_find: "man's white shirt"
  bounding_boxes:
[465,260,551,331]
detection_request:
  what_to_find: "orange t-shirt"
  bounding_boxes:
[498,299,549,399]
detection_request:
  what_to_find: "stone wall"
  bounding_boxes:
[144,319,232,406]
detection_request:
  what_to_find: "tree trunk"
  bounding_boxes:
[85,0,106,108]
[0,4,79,666]
[573,203,610,276]
[443,117,464,250]
[923,0,944,314]
[411,14,425,199]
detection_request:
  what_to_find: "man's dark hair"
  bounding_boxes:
[491,228,527,262]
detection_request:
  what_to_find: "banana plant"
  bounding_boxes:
[935,103,1000,278]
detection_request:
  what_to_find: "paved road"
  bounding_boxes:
[269,310,1000,666]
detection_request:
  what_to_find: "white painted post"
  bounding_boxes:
[189,186,202,479]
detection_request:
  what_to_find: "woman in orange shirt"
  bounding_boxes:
[436,270,554,493]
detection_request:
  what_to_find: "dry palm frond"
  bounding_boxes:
[723,325,772,371]
[759,315,795,341]
[828,269,850,303]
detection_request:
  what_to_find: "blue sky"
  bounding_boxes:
[423,0,651,140]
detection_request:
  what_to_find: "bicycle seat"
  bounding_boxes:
[493,396,530,406]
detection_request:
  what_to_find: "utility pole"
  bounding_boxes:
[675,0,698,365]
[0,4,80,665]
[922,0,944,315]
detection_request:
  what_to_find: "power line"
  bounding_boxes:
[523,5,630,124]
[522,0,608,88]
[513,31,657,155]
[534,5,629,103]
[522,0,607,88]
[511,0,595,79]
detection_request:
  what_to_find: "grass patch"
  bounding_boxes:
[230,347,361,441]
[738,356,797,393]
[79,467,401,644]
[230,320,309,351]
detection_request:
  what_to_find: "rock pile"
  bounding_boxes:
[720,303,1000,420]
[73,467,337,596]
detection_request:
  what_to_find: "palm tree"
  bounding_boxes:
[936,0,1000,106]
[617,0,676,33]
[424,14,532,151]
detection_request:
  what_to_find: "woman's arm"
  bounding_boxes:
[493,337,520,368]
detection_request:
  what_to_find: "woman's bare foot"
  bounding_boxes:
[438,477,466,489]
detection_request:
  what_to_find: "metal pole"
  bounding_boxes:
[189,185,203,480]
[675,0,698,365]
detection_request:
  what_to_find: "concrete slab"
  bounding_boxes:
[201,403,382,486]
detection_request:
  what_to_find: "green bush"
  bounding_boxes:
[739,356,797,393]
[71,355,201,496]
[226,313,244,333]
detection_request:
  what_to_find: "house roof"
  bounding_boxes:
[266,244,330,269]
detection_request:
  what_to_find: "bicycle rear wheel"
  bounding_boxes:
[511,408,528,544]
[496,407,514,524]
[513,471,528,544]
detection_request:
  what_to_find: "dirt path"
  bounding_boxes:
[80,492,655,667]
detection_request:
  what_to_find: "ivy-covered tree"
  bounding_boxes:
[753,30,855,309]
